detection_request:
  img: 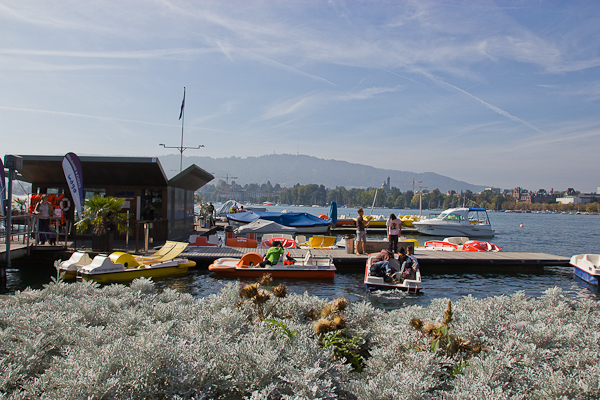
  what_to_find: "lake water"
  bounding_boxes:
[2,206,599,309]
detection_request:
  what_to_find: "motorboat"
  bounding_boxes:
[571,254,600,286]
[208,250,336,279]
[412,208,495,237]
[364,253,422,292]
[72,241,195,283]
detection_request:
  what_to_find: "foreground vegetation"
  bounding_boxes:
[1,278,599,399]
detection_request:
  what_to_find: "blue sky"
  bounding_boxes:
[1,0,599,193]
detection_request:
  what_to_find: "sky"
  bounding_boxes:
[1,0,600,193]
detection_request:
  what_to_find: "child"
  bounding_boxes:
[48,224,58,246]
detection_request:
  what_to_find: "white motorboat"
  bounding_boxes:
[571,254,600,286]
[412,208,495,238]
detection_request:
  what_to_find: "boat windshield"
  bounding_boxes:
[439,211,464,221]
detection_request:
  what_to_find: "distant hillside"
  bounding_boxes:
[161,154,486,194]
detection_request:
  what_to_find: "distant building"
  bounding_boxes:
[557,194,598,205]
[485,187,501,195]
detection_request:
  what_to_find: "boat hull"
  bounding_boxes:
[209,255,336,279]
[80,262,194,284]
[571,254,600,286]
[412,223,495,238]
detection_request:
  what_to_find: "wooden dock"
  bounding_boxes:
[183,247,571,273]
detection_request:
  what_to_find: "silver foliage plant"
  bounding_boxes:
[0,279,599,399]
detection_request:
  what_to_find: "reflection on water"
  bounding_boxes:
[149,267,599,311]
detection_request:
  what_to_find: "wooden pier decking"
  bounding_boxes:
[183,247,571,273]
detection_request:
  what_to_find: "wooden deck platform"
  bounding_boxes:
[183,247,571,273]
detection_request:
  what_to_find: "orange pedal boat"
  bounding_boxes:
[208,251,336,279]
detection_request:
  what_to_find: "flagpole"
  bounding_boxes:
[180,87,185,172]
[159,87,204,172]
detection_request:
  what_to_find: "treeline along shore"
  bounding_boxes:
[197,182,600,213]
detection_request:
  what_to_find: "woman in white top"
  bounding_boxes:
[386,213,402,253]
[34,194,54,245]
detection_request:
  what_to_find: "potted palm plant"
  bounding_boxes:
[76,195,130,252]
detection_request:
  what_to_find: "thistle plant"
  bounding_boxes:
[238,273,289,321]
[409,300,485,377]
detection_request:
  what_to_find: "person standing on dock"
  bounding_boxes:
[386,213,401,253]
[34,194,54,245]
[355,208,369,255]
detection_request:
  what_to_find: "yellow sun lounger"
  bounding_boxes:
[143,241,189,262]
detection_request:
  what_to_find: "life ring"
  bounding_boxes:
[317,214,328,220]
[59,197,71,211]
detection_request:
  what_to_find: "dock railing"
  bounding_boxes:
[1,214,31,249]
[1,214,72,249]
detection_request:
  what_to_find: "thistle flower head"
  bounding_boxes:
[314,319,333,334]
[332,316,346,330]
[321,304,333,318]
[423,321,442,336]
[258,273,273,287]
[272,284,288,298]
[409,318,423,331]
[239,283,260,299]
[252,289,271,305]
[331,298,348,313]
[306,309,319,321]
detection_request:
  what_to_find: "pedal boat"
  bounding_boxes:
[570,254,600,286]
[364,253,422,292]
[78,252,195,283]
[56,251,93,280]
[209,251,336,279]
[71,241,194,283]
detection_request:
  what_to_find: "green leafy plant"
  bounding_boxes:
[321,330,365,372]
[264,318,296,340]
[76,195,130,235]
[409,300,484,377]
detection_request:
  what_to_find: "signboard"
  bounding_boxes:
[62,152,84,219]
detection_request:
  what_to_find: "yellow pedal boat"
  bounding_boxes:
[57,241,194,283]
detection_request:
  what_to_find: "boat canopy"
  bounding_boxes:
[227,211,331,227]
[235,219,297,236]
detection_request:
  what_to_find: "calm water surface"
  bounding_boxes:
[3,206,599,309]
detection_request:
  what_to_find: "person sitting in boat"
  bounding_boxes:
[259,240,285,268]
[369,249,395,281]
[400,247,419,280]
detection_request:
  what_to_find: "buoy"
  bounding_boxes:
[520,224,524,227]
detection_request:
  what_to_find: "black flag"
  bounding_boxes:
[179,87,186,120]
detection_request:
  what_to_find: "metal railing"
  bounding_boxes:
[1,214,72,249]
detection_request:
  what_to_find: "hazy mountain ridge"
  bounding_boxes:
[161,154,487,193]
